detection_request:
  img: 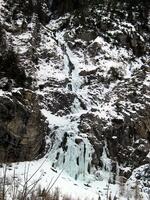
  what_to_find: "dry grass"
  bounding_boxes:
[0,163,80,200]
[0,183,77,200]
[16,186,72,200]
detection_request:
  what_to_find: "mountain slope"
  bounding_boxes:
[0,0,149,199]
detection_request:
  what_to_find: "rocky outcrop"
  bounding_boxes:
[2,0,50,24]
[50,0,86,14]
[0,0,49,163]
[78,111,150,176]
[106,118,150,167]
[0,90,46,162]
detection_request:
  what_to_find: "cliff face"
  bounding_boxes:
[0,0,149,198]
[0,0,49,162]
[0,90,46,162]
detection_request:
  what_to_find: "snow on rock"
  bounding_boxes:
[0,1,150,199]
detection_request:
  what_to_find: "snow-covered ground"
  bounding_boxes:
[1,159,149,200]
[0,159,99,200]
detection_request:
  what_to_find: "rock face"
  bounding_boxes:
[0,90,46,162]
[0,0,48,162]
[50,0,86,14]
[0,0,150,197]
